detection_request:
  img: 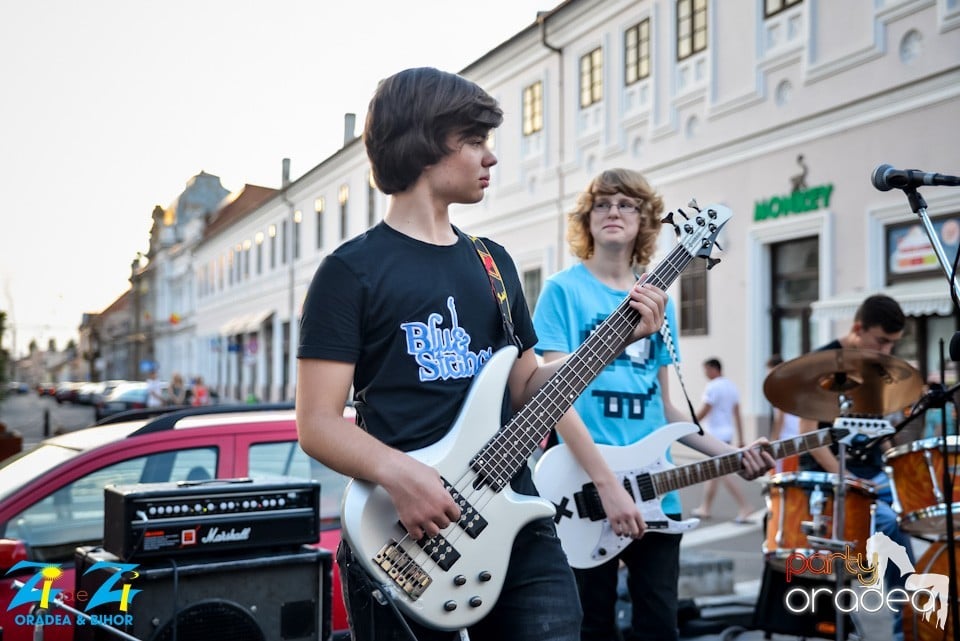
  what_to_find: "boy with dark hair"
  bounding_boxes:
[798,292,912,640]
[295,67,669,640]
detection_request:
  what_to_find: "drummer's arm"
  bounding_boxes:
[799,416,840,474]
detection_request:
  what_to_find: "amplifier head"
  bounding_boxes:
[103,477,321,561]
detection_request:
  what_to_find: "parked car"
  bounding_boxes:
[0,403,351,641]
[93,381,168,420]
[4,382,29,395]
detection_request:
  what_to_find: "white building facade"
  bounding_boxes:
[146,0,957,436]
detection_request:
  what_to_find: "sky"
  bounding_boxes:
[0,0,557,359]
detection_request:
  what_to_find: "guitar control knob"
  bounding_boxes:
[469,596,483,608]
[453,575,466,586]
[597,548,608,556]
[478,571,491,582]
[444,601,457,612]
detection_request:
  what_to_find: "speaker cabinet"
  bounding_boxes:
[74,545,332,641]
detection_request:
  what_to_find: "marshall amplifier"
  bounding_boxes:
[103,477,320,561]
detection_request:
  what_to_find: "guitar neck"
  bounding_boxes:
[471,245,695,489]
[649,427,843,495]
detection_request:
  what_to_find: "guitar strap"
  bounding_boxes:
[658,316,705,436]
[464,232,524,351]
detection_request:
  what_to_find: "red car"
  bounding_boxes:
[0,404,351,640]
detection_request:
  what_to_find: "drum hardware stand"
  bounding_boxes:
[803,394,858,641]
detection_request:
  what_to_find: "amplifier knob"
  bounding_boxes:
[444,601,457,612]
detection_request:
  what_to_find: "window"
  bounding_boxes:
[368,172,377,228]
[315,197,325,249]
[243,240,251,278]
[765,0,802,18]
[293,210,302,260]
[770,237,819,359]
[339,184,350,240]
[579,47,603,108]
[281,220,288,264]
[248,441,349,530]
[522,81,543,136]
[255,232,264,274]
[625,19,651,85]
[677,0,707,61]
[885,213,959,285]
[269,224,277,269]
[522,268,542,316]
[679,260,708,335]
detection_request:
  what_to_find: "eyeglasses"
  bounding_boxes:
[592,200,640,215]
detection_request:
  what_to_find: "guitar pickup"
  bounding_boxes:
[415,532,461,571]
[444,477,488,538]
[374,540,432,599]
[573,483,606,521]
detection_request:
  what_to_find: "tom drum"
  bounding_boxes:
[762,471,876,571]
[884,435,960,536]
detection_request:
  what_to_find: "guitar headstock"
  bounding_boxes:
[831,415,895,444]
[662,200,731,270]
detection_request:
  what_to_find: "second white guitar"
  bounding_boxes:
[533,416,893,569]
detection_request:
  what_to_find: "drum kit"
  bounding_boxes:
[761,348,958,641]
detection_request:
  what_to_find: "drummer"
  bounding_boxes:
[797,293,914,640]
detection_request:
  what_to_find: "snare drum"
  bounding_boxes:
[884,435,960,535]
[762,471,876,570]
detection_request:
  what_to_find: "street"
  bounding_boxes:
[0,391,97,447]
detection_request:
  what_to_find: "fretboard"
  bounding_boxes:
[649,427,844,495]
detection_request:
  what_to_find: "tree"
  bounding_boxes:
[47,338,57,353]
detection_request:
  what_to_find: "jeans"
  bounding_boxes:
[337,517,582,641]
[575,516,682,641]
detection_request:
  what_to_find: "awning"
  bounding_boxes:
[811,280,954,322]
[219,309,274,335]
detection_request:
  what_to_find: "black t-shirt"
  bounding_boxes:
[297,222,538,453]
[798,339,886,478]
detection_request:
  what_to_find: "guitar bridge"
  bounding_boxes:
[374,540,432,599]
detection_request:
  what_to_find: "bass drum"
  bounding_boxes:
[902,541,957,641]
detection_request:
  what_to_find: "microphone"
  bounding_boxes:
[871,164,960,191]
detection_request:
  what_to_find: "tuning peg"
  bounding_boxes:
[706,257,721,270]
[714,242,723,252]
[688,198,700,211]
[676,208,690,220]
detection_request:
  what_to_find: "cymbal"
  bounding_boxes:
[763,348,923,422]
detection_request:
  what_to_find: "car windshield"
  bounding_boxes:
[0,444,78,501]
[0,423,146,501]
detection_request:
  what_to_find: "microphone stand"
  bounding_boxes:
[900,187,960,301]
[892,185,960,641]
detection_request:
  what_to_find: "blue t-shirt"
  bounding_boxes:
[533,263,681,514]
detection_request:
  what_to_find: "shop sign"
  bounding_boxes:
[754,184,834,222]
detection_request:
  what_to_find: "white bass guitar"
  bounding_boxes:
[339,201,729,630]
[533,416,894,568]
